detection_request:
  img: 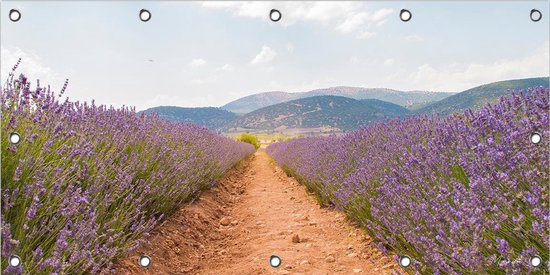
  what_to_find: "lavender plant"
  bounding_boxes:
[1,66,254,274]
[268,87,549,274]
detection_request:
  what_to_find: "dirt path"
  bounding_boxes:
[112,151,400,274]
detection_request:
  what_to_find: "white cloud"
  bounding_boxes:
[146,94,182,106]
[200,2,239,9]
[376,19,388,27]
[1,46,63,89]
[405,34,424,42]
[145,93,216,108]
[191,78,207,84]
[190,73,220,85]
[201,2,393,39]
[250,46,277,65]
[405,42,549,91]
[190,58,207,67]
[216,64,234,71]
[358,31,375,40]
[286,42,295,53]
[384,58,395,65]
[188,94,217,106]
[203,1,344,24]
[371,8,393,21]
[350,56,360,64]
[335,12,368,33]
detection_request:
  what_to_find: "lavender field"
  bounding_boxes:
[268,87,549,274]
[1,67,254,273]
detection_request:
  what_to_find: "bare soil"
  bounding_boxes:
[111,151,401,274]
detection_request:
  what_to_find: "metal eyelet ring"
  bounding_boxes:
[9,9,21,22]
[139,255,151,267]
[9,132,21,144]
[269,255,282,267]
[530,132,541,144]
[399,255,411,268]
[9,255,21,267]
[270,9,282,22]
[530,255,542,267]
[139,9,151,22]
[400,9,412,22]
[530,9,542,22]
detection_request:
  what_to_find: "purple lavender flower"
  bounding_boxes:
[267,87,549,274]
[1,71,254,273]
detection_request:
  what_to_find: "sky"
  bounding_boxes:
[1,1,548,111]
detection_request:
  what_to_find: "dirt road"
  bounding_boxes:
[112,151,400,274]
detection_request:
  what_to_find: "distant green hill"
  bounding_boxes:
[139,77,548,134]
[416,77,549,115]
[224,95,410,132]
[221,87,453,114]
[139,106,237,131]
[220,91,297,114]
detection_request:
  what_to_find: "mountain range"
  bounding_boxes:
[224,96,410,132]
[221,87,452,114]
[141,77,549,134]
[139,106,237,131]
[416,77,549,115]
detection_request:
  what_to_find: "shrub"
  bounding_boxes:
[238,133,260,149]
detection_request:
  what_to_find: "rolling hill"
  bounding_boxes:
[224,96,410,132]
[140,77,548,134]
[219,91,297,114]
[416,77,549,115]
[221,87,453,114]
[139,106,237,131]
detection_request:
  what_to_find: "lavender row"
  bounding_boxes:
[268,87,549,274]
[1,71,255,274]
